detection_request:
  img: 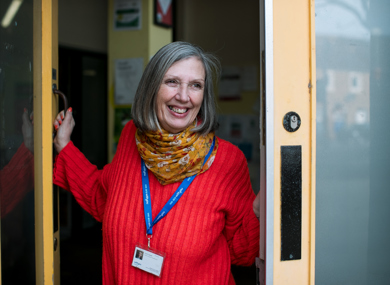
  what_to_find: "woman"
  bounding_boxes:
[53,41,260,285]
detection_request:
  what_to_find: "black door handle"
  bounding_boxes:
[52,84,69,138]
[52,84,69,112]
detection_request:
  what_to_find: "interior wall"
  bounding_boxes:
[176,0,260,115]
[176,0,261,197]
[177,3,260,283]
[107,0,172,162]
[58,0,108,53]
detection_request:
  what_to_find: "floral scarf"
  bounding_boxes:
[135,122,218,185]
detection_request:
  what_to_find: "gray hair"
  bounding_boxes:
[132,41,220,135]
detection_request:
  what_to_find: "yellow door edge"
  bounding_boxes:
[272,0,315,283]
[308,0,316,284]
[33,0,54,284]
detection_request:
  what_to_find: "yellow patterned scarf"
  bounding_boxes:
[135,122,218,185]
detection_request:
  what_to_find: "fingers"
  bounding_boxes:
[30,111,34,125]
[53,107,75,153]
[53,110,67,131]
[22,108,33,128]
[54,108,74,130]
[22,108,33,133]
[55,110,65,120]
[22,108,34,153]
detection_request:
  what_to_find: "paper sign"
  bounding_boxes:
[115,58,144,105]
[219,67,241,100]
[114,0,142,30]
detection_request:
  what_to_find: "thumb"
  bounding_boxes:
[22,108,30,124]
[62,107,73,125]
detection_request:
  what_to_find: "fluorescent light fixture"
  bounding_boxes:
[1,0,23,28]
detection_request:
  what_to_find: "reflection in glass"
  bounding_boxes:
[316,0,390,284]
[0,0,35,283]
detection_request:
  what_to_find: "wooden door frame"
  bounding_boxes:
[262,0,316,284]
[33,0,58,283]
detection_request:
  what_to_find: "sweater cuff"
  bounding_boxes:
[19,142,34,158]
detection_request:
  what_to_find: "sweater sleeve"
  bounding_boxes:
[222,148,260,266]
[0,143,34,218]
[53,141,110,222]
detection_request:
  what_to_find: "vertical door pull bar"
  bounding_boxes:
[52,84,69,112]
[52,85,69,138]
[281,145,302,261]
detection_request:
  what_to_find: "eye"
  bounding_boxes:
[191,83,203,90]
[165,79,179,86]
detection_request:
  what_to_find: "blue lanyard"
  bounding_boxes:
[141,136,215,236]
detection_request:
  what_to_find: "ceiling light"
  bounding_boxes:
[1,0,23,28]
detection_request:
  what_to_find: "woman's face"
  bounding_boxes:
[156,57,205,134]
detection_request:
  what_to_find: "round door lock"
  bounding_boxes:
[283,112,301,132]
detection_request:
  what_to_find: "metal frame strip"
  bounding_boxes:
[264,0,274,284]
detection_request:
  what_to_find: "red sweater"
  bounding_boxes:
[0,143,34,218]
[53,121,259,285]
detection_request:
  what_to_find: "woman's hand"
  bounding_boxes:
[53,108,75,153]
[22,108,34,153]
[253,191,260,219]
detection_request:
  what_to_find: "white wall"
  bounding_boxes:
[59,0,108,53]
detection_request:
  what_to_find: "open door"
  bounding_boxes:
[34,0,60,283]
[259,0,316,284]
[261,1,390,284]
[0,0,59,284]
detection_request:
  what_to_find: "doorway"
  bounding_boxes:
[58,46,107,284]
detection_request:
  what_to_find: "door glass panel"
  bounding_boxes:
[0,0,35,283]
[315,0,390,284]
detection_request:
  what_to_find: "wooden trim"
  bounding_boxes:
[34,0,54,284]
[272,0,314,283]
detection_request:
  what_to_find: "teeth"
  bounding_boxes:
[169,106,187,114]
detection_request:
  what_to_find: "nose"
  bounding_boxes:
[175,83,190,102]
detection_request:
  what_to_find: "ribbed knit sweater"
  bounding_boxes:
[53,121,259,285]
[1,143,34,218]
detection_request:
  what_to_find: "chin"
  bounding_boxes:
[164,120,192,133]
[166,126,187,134]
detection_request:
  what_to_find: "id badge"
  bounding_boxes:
[131,244,166,277]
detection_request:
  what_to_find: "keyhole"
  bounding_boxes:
[290,115,298,129]
[283,112,301,132]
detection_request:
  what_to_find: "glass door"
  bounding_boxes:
[261,0,390,284]
[0,0,59,283]
[0,0,36,283]
[315,1,390,284]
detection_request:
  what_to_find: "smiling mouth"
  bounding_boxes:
[169,106,188,114]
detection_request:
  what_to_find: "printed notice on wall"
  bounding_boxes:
[219,67,241,100]
[115,58,144,105]
[114,0,142,30]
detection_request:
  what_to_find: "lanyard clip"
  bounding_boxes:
[146,234,153,248]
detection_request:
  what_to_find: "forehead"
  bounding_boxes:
[164,57,205,79]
